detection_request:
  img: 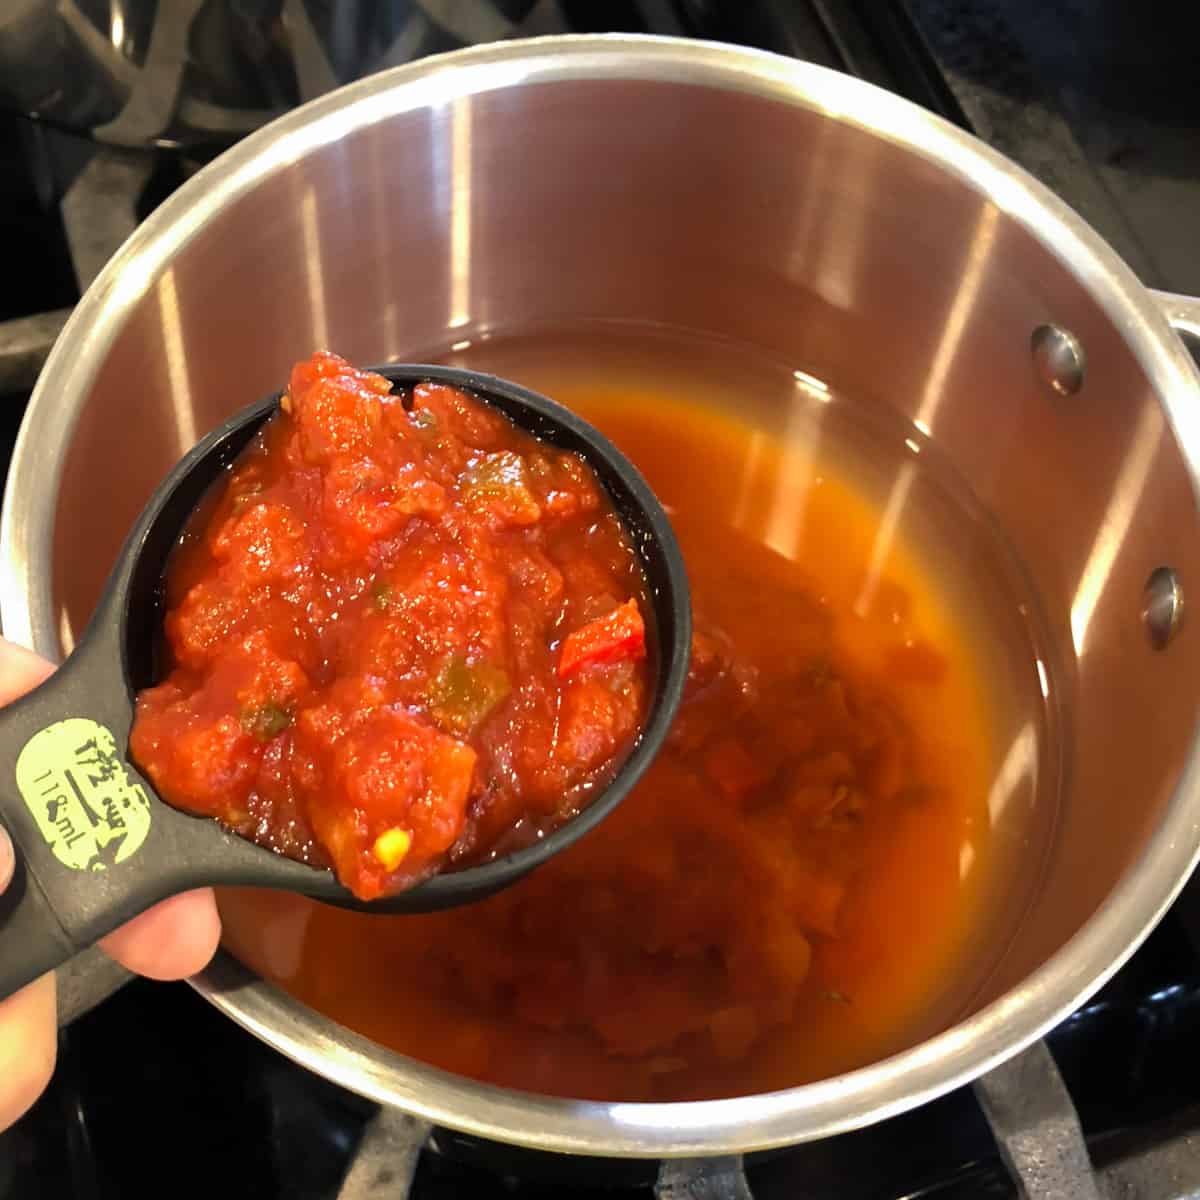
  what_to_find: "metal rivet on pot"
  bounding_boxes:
[1031,324,1086,396]
[1143,566,1183,649]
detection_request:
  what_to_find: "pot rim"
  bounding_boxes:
[5,34,1200,1156]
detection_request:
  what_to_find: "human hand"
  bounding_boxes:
[0,636,221,1130]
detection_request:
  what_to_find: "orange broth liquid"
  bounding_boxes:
[218,329,1034,1102]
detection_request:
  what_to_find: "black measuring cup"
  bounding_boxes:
[0,365,691,1000]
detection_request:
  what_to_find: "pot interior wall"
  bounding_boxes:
[49,77,1200,1014]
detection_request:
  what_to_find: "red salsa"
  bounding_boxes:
[130,352,651,899]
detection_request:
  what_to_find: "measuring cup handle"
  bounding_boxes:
[0,659,97,998]
[0,845,77,998]
[0,646,172,1002]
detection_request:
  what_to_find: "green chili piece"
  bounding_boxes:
[241,701,293,741]
[371,580,394,611]
[428,657,511,735]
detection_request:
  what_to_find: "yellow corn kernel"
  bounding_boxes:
[373,828,412,871]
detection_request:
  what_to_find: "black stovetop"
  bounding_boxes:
[3,2,1200,1197]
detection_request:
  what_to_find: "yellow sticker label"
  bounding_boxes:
[15,718,151,872]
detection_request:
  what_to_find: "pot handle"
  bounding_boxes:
[1150,289,1200,360]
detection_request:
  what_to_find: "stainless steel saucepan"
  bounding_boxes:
[3,36,1200,1158]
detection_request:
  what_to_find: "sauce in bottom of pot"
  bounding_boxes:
[218,331,1033,1101]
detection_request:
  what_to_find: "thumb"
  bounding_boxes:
[0,827,13,893]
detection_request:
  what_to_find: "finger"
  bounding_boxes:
[99,889,222,980]
[0,643,59,1129]
[0,974,56,1131]
[0,826,12,893]
[0,637,54,703]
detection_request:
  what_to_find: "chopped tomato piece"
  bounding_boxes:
[558,600,646,679]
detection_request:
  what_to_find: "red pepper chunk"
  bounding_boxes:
[558,600,647,679]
